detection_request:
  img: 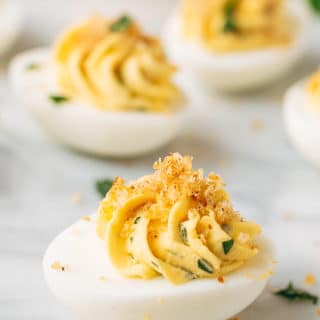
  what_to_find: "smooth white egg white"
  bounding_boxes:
[283,80,320,168]
[43,215,275,320]
[0,1,23,54]
[163,2,310,92]
[9,48,185,157]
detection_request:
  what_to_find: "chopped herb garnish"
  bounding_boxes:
[134,216,141,224]
[49,95,69,105]
[309,0,320,14]
[275,282,319,305]
[179,223,188,243]
[222,239,234,254]
[26,63,39,71]
[197,259,214,274]
[129,237,134,243]
[95,178,113,198]
[110,15,132,32]
[223,0,238,33]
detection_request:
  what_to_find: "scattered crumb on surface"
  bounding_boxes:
[216,158,230,167]
[282,212,294,221]
[250,119,264,132]
[304,273,317,286]
[316,307,320,317]
[230,317,240,320]
[144,314,150,320]
[157,297,165,304]
[268,257,278,264]
[260,270,274,280]
[218,275,225,283]
[82,216,91,222]
[99,276,107,282]
[71,192,83,205]
[51,261,67,272]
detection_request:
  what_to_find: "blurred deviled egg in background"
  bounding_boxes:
[284,68,320,168]
[0,0,23,55]
[163,0,310,91]
[9,15,185,157]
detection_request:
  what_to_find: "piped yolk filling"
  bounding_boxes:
[181,0,296,53]
[97,153,261,285]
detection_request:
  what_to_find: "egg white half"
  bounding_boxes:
[284,80,320,168]
[0,0,23,54]
[43,214,275,320]
[163,1,310,91]
[9,48,185,157]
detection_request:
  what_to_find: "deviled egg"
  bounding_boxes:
[0,0,23,54]
[43,153,275,320]
[284,69,320,168]
[9,15,185,157]
[163,0,310,91]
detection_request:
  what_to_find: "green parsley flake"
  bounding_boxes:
[309,0,320,14]
[95,178,113,198]
[134,216,141,224]
[275,282,319,305]
[223,0,238,33]
[49,95,69,105]
[222,239,234,254]
[197,259,214,274]
[110,15,132,32]
[179,223,188,243]
[26,63,40,71]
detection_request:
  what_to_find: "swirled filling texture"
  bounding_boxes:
[54,15,181,112]
[97,153,261,284]
[181,0,295,53]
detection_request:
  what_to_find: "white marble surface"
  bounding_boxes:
[1,0,320,319]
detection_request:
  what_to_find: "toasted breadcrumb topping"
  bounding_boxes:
[99,153,240,226]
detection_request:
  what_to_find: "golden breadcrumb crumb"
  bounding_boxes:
[316,307,320,317]
[304,273,317,286]
[260,270,274,280]
[71,192,83,204]
[250,119,264,132]
[98,153,240,227]
[98,276,107,282]
[218,275,225,283]
[282,212,293,221]
[157,297,165,304]
[82,216,91,222]
[51,261,67,272]
[144,314,150,320]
